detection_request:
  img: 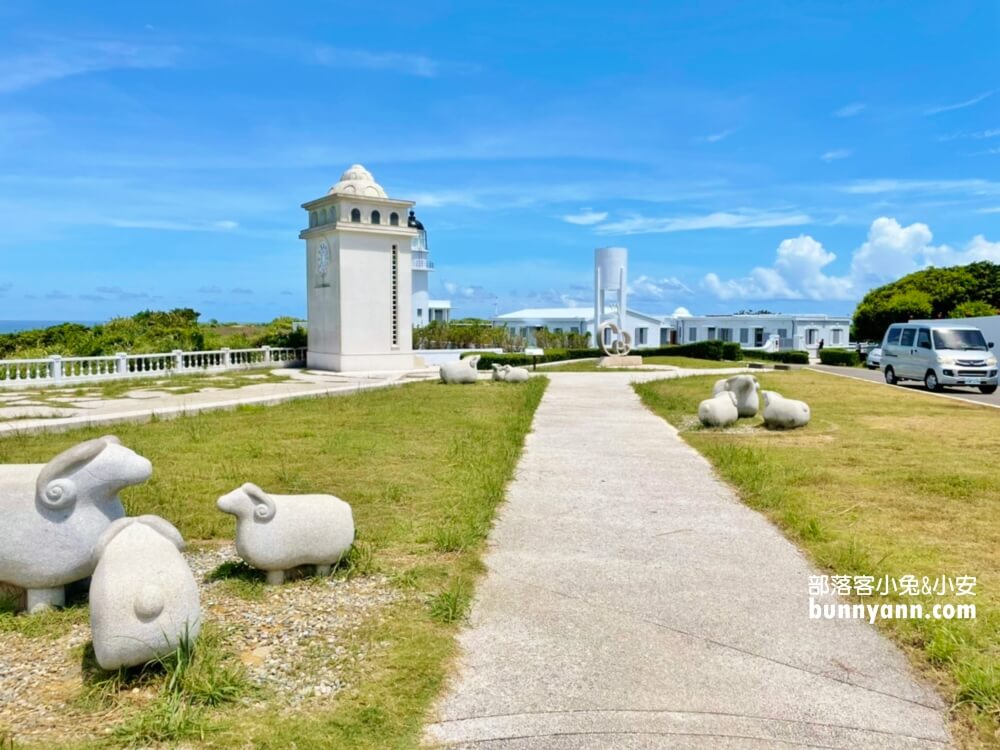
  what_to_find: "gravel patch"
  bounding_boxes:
[0,543,400,745]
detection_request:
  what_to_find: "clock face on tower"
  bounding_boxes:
[316,240,331,288]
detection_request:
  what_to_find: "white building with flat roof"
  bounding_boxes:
[493,307,679,349]
[676,313,852,353]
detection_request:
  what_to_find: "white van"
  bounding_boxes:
[880,323,998,393]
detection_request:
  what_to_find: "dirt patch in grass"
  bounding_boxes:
[635,370,999,748]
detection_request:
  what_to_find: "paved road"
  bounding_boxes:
[809,364,1000,408]
[425,372,949,749]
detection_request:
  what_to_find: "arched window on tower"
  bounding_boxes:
[319,207,327,225]
[389,212,399,226]
[309,211,317,227]
[371,210,381,225]
[350,208,361,223]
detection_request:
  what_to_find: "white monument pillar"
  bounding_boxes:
[300,164,419,371]
[593,247,629,351]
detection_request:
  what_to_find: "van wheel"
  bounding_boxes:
[884,367,897,385]
[979,384,998,394]
[925,370,942,392]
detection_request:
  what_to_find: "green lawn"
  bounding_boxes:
[0,378,547,749]
[544,356,753,371]
[635,370,999,748]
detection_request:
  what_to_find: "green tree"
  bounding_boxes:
[950,300,997,318]
[851,261,1000,340]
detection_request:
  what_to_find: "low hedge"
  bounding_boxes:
[818,349,860,366]
[461,340,751,369]
[464,350,576,370]
[751,350,810,364]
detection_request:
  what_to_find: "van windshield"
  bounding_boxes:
[932,328,988,351]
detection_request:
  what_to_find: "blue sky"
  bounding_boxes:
[1,1,999,323]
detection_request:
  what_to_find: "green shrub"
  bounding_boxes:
[818,349,860,366]
[751,350,810,364]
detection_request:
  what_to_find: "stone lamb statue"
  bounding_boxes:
[0,435,152,612]
[217,483,355,585]
[440,355,480,384]
[492,364,530,383]
[698,391,739,427]
[760,389,811,429]
[89,515,201,670]
[712,375,759,418]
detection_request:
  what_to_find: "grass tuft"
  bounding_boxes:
[429,578,473,624]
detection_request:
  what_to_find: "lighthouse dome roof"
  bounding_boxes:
[328,164,387,198]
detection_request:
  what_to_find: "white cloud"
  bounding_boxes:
[311,46,474,78]
[596,209,811,235]
[105,218,239,232]
[562,209,608,225]
[841,178,999,195]
[628,275,693,298]
[702,217,1000,302]
[924,89,997,116]
[834,102,865,118]
[821,148,852,162]
[0,39,178,94]
[672,306,692,317]
[697,128,735,143]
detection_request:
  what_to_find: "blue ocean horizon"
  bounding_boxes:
[0,320,101,334]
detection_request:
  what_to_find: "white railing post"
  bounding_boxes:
[173,349,184,372]
[221,347,231,368]
[263,345,272,364]
[116,353,128,375]
[49,355,62,382]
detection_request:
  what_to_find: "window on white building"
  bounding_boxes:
[688,327,697,342]
[707,327,716,340]
[807,328,818,345]
[636,328,647,345]
[832,329,842,345]
[350,208,361,222]
[739,328,749,344]
[371,210,381,225]
[389,212,399,226]
[719,328,732,342]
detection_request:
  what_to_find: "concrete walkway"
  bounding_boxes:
[0,367,438,437]
[425,372,950,749]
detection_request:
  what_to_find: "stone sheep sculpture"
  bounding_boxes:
[760,390,811,429]
[90,515,201,670]
[440,355,480,384]
[0,435,153,612]
[491,364,530,383]
[697,391,739,428]
[217,483,355,585]
[712,375,759,418]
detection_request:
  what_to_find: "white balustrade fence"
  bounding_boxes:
[0,346,307,388]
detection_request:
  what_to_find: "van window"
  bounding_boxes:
[932,328,989,351]
[886,327,901,345]
[900,328,916,347]
[916,329,931,349]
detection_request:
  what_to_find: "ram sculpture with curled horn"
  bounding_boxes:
[0,435,153,612]
[217,482,355,585]
[594,246,635,358]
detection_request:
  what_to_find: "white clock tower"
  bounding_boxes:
[300,164,420,371]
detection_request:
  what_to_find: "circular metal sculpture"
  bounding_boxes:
[598,321,632,356]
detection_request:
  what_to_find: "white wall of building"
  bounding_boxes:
[494,308,676,349]
[301,165,420,371]
[676,314,851,352]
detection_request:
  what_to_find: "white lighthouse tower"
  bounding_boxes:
[300,165,419,371]
[409,211,432,327]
